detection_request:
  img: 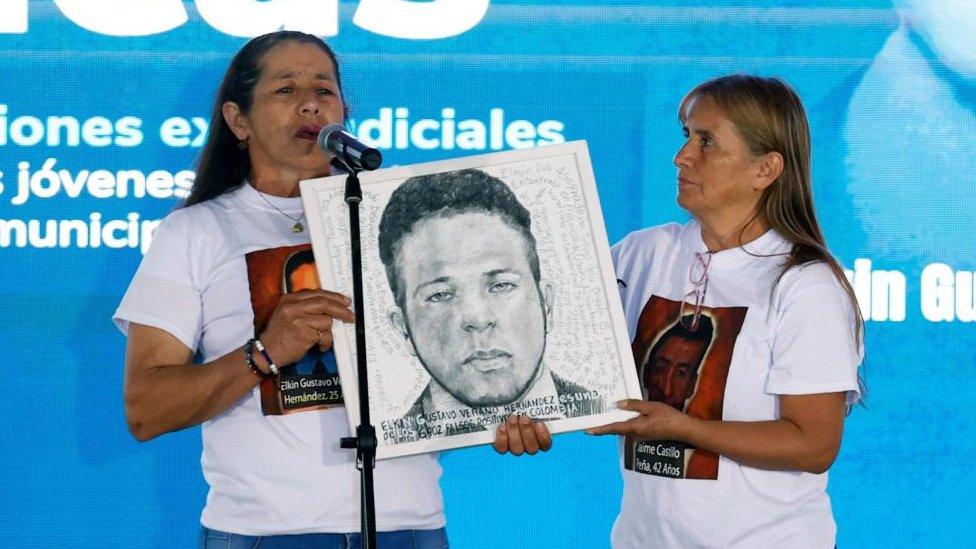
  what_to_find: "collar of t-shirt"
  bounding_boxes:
[684,220,790,269]
[239,179,305,216]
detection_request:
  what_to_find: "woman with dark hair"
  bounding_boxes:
[496,74,864,547]
[114,31,448,548]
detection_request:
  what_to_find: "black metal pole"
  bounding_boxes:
[335,158,378,549]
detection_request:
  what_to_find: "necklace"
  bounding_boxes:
[255,189,306,233]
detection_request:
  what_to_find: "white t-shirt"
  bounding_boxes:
[609,221,861,549]
[114,183,445,535]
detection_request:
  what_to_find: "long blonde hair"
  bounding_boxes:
[681,74,865,382]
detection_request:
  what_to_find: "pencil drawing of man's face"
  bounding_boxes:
[388,211,554,407]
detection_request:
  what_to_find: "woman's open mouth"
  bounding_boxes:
[296,125,322,140]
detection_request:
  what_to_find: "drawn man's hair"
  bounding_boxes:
[644,313,715,377]
[377,168,540,309]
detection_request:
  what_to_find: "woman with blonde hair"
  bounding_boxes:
[496,74,863,548]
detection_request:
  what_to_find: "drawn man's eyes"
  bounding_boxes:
[425,290,455,303]
[488,281,517,294]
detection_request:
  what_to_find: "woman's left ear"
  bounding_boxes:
[754,151,784,191]
[222,101,248,141]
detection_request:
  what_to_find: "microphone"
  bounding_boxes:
[317,123,383,171]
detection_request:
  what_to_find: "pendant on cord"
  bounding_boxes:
[292,221,304,233]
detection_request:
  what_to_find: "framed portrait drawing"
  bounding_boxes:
[301,141,640,458]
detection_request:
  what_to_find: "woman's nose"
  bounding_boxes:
[298,91,321,116]
[674,141,694,168]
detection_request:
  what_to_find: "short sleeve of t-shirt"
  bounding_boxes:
[113,210,202,351]
[610,240,627,303]
[765,264,862,405]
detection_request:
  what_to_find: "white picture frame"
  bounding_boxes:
[301,141,640,459]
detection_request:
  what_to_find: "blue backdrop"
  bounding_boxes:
[1,1,973,547]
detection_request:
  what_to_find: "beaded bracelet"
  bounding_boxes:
[253,338,280,376]
[243,338,266,377]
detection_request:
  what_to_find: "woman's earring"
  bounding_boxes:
[237,138,249,150]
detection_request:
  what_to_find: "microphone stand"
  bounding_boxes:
[334,156,378,549]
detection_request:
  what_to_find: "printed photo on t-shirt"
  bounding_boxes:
[624,295,746,479]
[246,244,343,415]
